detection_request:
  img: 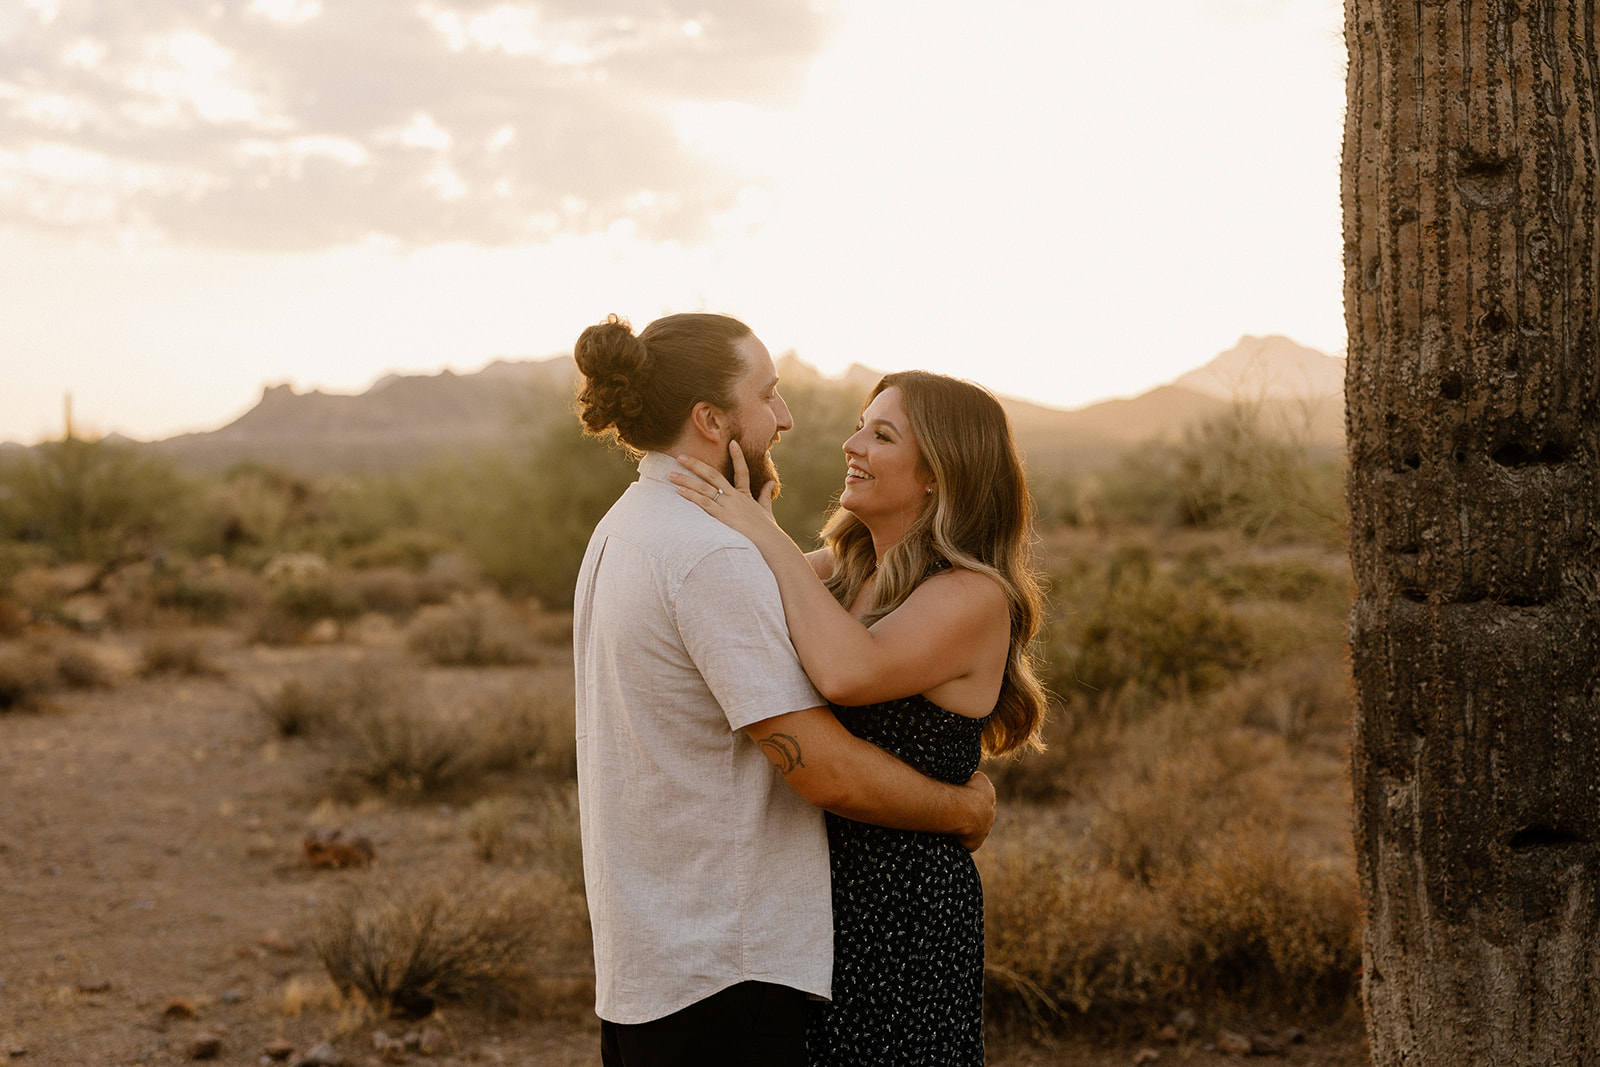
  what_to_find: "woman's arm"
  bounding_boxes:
[672,447,1007,707]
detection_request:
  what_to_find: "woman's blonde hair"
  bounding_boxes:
[820,371,1048,757]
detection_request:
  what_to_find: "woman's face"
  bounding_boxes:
[839,386,935,532]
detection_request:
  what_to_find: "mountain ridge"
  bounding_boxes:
[95,335,1345,476]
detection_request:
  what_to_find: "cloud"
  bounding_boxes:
[0,0,833,250]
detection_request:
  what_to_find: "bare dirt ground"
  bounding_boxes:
[1,626,1370,1067]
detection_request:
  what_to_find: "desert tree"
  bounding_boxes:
[1344,1,1600,1062]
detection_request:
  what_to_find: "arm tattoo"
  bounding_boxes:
[758,733,806,775]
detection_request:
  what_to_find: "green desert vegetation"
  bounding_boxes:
[0,390,1357,1053]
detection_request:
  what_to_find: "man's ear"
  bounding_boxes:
[689,401,731,444]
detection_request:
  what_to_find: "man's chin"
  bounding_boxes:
[744,449,781,500]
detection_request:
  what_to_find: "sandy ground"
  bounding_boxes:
[0,627,1370,1066]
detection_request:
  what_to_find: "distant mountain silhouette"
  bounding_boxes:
[134,335,1343,476]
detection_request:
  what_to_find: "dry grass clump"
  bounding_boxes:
[463,786,584,886]
[256,675,342,739]
[312,872,578,1019]
[405,594,539,667]
[139,632,220,677]
[472,680,577,780]
[317,667,555,796]
[983,683,1360,1033]
[260,660,572,798]
[0,635,111,711]
[0,597,28,638]
[983,829,1359,1030]
[0,642,61,712]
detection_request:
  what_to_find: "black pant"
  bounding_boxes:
[599,981,809,1067]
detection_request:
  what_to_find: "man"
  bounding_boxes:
[570,312,995,1066]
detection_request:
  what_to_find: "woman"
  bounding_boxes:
[672,370,1047,1066]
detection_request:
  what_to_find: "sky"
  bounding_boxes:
[0,0,1348,445]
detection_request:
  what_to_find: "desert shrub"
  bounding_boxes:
[1042,545,1251,714]
[1099,405,1346,546]
[341,528,461,572]
[0,641,58,711]
[0,597,28,638]
[0,634,110,710]
[139,632,219,677]
[405,595,538,667]
[983,829,1359,1029]
[330,690,487,796]
[257,676,338,739]
[470,681,576,780]
[340,566,443,620]
[0,438,202,561]
[313,873,570,1018]
[465,796,524,863]
[272,576,366,625]
[530,784,584,889]
[51,639,111,689]
[404,418,637,605]
[0,542,53,593]
[1207,651,1351,746]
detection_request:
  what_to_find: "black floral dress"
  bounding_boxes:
[808,694,989,1066]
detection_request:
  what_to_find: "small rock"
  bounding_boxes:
[1171,1007,1198,1033]
[307,618,341,643]
[1132,1049,1161,1065]
[416,1027,443,1055]
[220,990,246,1004]
[76,978,112,994]
[294,1040,343,1067]
[1281,1026,1306,1044]
[303,830,375,870]
[263,1038,295,1061]
[1155,1024,1179,1044]
[187,1032,223,1060]
[7,1047,26,1059]
[163,999,199,1020]
[1216,1029,1252,1056]
[1251,1032,1286,1056]
[259,929,298,955]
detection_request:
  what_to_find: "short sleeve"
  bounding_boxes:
[675,543,825,732]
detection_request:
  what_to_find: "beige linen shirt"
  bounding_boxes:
[573,452,833,1025]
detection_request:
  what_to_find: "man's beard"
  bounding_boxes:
[725,421,782,499]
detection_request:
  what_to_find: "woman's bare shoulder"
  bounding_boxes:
[804,548,834,580]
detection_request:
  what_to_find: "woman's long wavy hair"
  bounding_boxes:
[820,371,1048,757]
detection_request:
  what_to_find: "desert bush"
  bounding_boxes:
[983,827,1360,1029]
[0,597,27,638]
[0,438,201,561]
[257,676,338,739]
[0,634,110,710]
[51,639,111,689]
[341,528,461,572]
[313,873,571,1018]
[1042,545,1251,714]
[465,795,524,863]
[0,641,59,711]
[405,595,539,667]
[329,688,487,796]
[471,681,577,780]
[1095,404,1346,547]
[339,566,440,620]
[139,632,219,677]
[1207,651,1351,746]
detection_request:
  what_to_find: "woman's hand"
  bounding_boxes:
[670,442,780,540]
